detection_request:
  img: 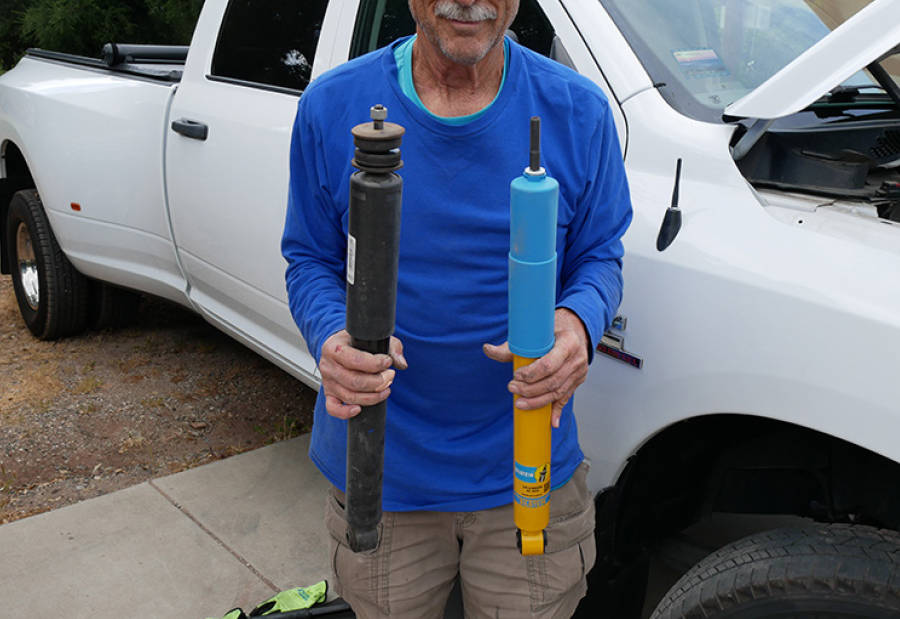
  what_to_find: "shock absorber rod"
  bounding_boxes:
[509,117,558,556]
[345,104,404,553]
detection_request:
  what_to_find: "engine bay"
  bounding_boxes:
[736,108,900,223]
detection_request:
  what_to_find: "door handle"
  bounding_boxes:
[171,118,208,140]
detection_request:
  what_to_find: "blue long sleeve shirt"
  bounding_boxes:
[283,38,632,512]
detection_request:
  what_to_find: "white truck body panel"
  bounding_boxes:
[0,58,189,303]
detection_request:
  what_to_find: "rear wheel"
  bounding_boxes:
[5,189,88,339]
[651,524,900,618]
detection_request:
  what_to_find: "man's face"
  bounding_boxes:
[409,0,520,66]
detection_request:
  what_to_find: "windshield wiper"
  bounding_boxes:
[816,85,889,105]
[812,58,900,110]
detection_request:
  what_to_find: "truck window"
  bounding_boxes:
[211,0,328,93]
[351,0,556,59]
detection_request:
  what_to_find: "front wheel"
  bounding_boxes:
[5,189,88,339]
[651,524,900,618]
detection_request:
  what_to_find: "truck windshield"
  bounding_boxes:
[599,0,898,122]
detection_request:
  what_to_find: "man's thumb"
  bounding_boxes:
[483,342,514,363]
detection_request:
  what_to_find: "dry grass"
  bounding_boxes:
[0,275,317,524]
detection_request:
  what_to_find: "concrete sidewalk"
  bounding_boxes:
[0,435,333,619]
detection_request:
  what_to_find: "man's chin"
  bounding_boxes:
[438,37,501,66]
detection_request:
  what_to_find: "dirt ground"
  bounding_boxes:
[0,275,317,525]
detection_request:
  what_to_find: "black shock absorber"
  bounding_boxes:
[344,104,404,553]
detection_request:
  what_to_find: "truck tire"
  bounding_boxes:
[5,189,88,339]
[651,524,900,619]
[88,279,141,330]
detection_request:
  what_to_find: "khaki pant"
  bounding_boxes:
[324,461,596,619]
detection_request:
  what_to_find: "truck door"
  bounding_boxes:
[164,0,330,384]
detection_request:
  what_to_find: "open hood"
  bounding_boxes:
[725,0,900,120]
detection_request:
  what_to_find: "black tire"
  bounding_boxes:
[651,524,900,619]
[5,189,89,339]
[87,279,141,330]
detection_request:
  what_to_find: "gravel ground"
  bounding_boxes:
[0,274,317,524]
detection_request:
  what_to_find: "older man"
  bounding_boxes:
[282,0,632,617]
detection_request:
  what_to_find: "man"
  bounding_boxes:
[282,0,632,616]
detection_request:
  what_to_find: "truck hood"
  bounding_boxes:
[725,0,900,120]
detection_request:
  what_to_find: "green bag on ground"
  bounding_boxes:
[207,580,328,619]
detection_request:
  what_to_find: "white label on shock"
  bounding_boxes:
[346,234,357,285]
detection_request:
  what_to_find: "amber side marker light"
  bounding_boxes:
[70,203,82,212]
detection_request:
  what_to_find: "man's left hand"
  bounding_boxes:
[483,308,590,428]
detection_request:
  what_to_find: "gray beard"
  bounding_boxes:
[436,38,498,65]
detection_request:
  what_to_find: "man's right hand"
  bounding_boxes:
[318,330,407,419]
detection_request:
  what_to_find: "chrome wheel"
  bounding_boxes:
[15,221,40,310]
[6,188,88,339]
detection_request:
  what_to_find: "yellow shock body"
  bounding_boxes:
[513,355,552,555]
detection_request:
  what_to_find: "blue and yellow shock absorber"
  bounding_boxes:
[509,117,558,556]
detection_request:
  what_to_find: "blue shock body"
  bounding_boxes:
[509,169,558,358]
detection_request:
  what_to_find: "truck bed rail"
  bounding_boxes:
[100,43,189,67]
[25,48,184,82]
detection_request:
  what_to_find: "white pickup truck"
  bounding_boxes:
[3,0,900,616]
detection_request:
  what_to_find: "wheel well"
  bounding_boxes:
[1,140,36,274]
[613,415,900,552]
[583,414,900,617]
